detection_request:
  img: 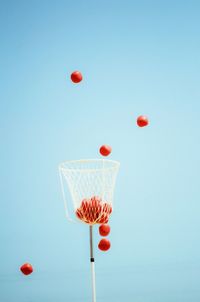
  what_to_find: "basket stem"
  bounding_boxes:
[89,225,96,302]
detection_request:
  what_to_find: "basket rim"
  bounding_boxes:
[58,158,120,173]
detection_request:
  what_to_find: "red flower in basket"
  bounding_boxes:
[76,196,112,225]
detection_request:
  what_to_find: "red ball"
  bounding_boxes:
[137,115,149,127]
[70,71,83,83]
[99,145,112,156]
[20,263,33,275]
[98,239,111,251]
[99,224,111,236]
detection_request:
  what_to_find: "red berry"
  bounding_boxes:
[20,263,33,275]
[98,239,111,251]
[137,115,149,127]
[99,145,112,156]
[99,224,110,236]
[70,71,83,83]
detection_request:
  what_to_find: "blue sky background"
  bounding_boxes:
[0,0,200,301]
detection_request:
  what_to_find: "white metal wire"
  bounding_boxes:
[58,159,120,222]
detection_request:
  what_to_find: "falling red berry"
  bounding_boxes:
[98,239,111,251]
[137,115,149,127]
[70,71,83,83]
[99,145,112,156]
[99,224,111,236]
[20,263,33,275]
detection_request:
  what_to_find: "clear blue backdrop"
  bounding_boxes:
[1,1,200,301]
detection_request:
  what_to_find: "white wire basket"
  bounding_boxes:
[59,159,120,224]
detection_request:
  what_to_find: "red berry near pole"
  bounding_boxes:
[99,224,111,236]
[98,239,111,251]
[70,71,83,83]
[137,115,149,127]
[99,145,112,156]
[20,263,33,275]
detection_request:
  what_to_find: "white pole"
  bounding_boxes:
[89,226,96,302]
